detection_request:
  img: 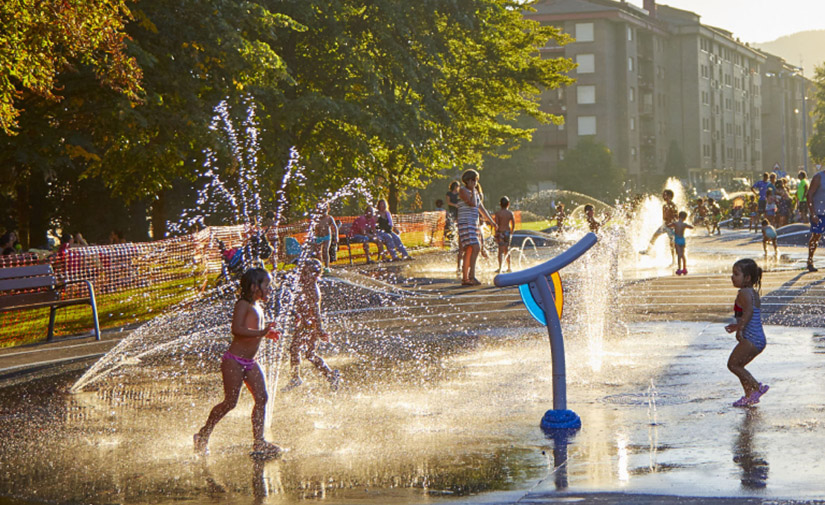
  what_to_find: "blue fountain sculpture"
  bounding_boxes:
[494,232,598,432]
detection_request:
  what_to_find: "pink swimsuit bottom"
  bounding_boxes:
[222,351,258,372]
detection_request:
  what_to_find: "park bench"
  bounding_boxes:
[337,221,387,265]
[0,264,100,341]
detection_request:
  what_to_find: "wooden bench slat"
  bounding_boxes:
[0,276,56,292]
[1,297,91,312]
[0,290,60,309]
[0,264,53,280]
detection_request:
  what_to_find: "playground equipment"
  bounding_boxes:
[494,232,598,432]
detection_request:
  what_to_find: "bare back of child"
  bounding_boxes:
[494,197,515,273]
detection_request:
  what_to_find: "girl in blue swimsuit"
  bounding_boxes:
[725,259,769,407]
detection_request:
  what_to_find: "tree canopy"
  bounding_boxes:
[0,0,143,134]
[554,137,625,202]
[1,0,575,245]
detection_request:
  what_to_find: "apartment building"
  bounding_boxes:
[529,0,670,188]
[760,52,814,177]
[525,0,813,190]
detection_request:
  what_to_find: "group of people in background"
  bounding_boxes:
[752,168,825,272]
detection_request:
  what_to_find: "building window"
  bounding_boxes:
[578,116,596,136]
[630,117,636,131]
[627,27,633,41]
[628,57,634,72]
[701,91,709,105]
[576,54,595,74]
[575,23,594,42]
[577,85,596,104]
[703,144,710,157]
[702,118,710,131]
[558,149,566,160]
[629,87,635,102]
[631,147,637,160]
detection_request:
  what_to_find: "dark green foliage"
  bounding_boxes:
[554,137,625,202]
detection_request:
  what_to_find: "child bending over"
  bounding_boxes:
[760,219,777,257]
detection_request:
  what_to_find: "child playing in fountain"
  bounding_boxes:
[494,196,515,273]
[313,203,338,273]
[761,219,778,257]
[284,258,341,391]
[644,189,677,257]
[725,259,769,407]
[668,211,693,275]
[194,268,282,458]
[584,204,610,233]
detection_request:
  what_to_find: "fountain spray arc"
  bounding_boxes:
[494,232,598,431]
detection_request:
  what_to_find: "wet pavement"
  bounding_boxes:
[2,229,825,505]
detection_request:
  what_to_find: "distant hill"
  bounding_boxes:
[754,30,825,78]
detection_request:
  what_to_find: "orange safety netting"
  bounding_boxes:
[0,210,520,346]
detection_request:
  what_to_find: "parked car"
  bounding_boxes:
[705,188,728,201]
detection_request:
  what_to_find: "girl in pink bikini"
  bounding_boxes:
[194,268,282,457]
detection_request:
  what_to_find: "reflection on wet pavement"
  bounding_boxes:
[2,321,825,504]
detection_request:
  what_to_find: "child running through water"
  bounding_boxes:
[725,259,769,407]
[195,268,282,457]
[283,258,341,391]
[668,211,693,275]
[494,196,515,273]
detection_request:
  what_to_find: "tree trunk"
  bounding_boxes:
[28,174,49,250]
[15,175,30,250]
[151,191,167,240]
[388,177,399,214]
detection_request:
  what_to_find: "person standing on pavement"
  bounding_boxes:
[805,167,825,272]
[797,171,810,222]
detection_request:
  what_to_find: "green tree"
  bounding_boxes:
[0,0,143,135]
[809,64,825,163]
[554,137,625,201]
[271,0,574,212]
[72,0,302,238]
[665,140,687,179]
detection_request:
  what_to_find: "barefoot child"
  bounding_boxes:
[725,259,769,407]
[313,204,338,272]
[284,258,340,390]
[494,197,515,273]
[761,219,778,257]
[195,268,282,457]
[668,211,693,275]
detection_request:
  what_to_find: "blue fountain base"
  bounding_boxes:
[540,409,581,432]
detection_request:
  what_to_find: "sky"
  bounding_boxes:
[628,0,825,43]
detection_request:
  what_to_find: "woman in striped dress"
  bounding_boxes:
[457,169,497,286]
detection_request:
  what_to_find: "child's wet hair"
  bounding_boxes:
[500,196,509,208]
[584,204,594,213]
[663,189,674,199]
[461,169,479,184]
[734,258,762,291]
[678,210,688,220]
[761,219,769,226]
[240,267,271,302]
